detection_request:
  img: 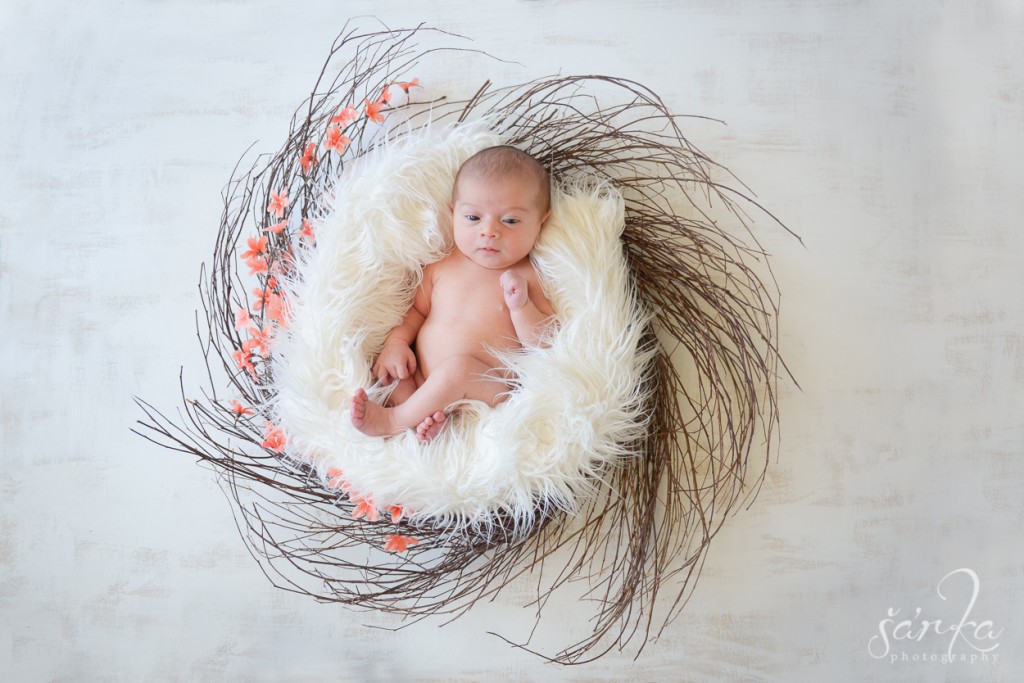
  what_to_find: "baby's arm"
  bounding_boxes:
[500,267,556,348]
[373,269,432,384]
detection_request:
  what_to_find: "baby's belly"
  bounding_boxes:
[415,316,519,378]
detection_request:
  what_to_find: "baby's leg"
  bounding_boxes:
[395,355,507,436]
[385,374,419,407]
[351,355,506,438]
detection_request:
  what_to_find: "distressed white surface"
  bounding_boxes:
[1,2,1021,681]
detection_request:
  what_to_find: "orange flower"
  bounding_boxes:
[232,349,256,377]
[264,293,287,325]
[252,287,288,325]
[264,219,288,235]
[245,325,274,358]
[393,77,419,93]
[234,307,252,332]
[324,124,350,154]
[364,98,385,124]
[330,105,357,126]
[240,235,268,261]
[352,497,380,522]
[326,467,347,490]
[383,535,419,553]
[299,143,316,173]
[267,189,290,218]
[245,255,268,275]
[262,421,287,453]
[326,467,352,492]
[230,400,254,417]
[299,219,315,242]
[388,505,414,524]
[251,286,274,311]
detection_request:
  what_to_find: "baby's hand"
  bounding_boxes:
[501,270,529,311]
[373,341,416,385]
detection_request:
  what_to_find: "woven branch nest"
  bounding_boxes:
[134,22,794,664]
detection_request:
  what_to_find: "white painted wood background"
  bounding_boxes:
[2,2,1021,681]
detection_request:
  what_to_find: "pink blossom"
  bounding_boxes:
[352,497,380,522]
[261,421,287,453]
[230,400,254,417]
[330,106,357,127]
[299,143,317,173]
[383,535,419,553]
[364,98,385,124]
[388,505,414,524]
[232,349,256,378]
[267,189,290,218]
[245,325,274,358]
[327,467,347,490]
[393,78,419,93]
[324,124,350,154]
[240,235,268,261]
[264,219,288,235]
[234,307,252,332]
[245,255,268,275]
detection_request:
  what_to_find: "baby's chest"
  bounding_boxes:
[429,278,510,328]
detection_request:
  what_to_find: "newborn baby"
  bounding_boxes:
[351,145,556,440]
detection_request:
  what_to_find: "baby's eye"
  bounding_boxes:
[464,214,479,221]
[503,218,520,225]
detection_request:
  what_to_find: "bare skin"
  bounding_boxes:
[351,169,555,440]
[350,252,553,439]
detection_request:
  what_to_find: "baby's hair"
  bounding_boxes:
[453,145,551,212]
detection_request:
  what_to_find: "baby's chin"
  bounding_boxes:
[465,248,524,270]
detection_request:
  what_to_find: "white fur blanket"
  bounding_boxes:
[271,123,652,533]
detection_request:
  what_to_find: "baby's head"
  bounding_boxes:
[451,146,551,270]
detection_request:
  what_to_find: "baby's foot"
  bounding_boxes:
[415,411,448,442]
[351,388,394,437]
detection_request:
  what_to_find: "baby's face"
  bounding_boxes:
[452,173,550,270]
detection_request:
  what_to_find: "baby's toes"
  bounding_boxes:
[420,412,447,441]
[350,389,367,420]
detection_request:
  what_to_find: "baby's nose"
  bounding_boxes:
[479,220,498,237]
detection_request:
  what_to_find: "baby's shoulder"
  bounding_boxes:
[424,252,458,277]
[422,248,453,268]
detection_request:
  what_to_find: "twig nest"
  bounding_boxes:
[135,23,789,664]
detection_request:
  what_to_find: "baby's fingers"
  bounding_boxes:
[501,270,526,294]
[373,358,392,383]
[394,353,416,380]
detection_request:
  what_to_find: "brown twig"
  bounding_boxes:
[133,21,794,665]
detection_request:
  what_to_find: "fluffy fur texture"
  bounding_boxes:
[271,123,653,533]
